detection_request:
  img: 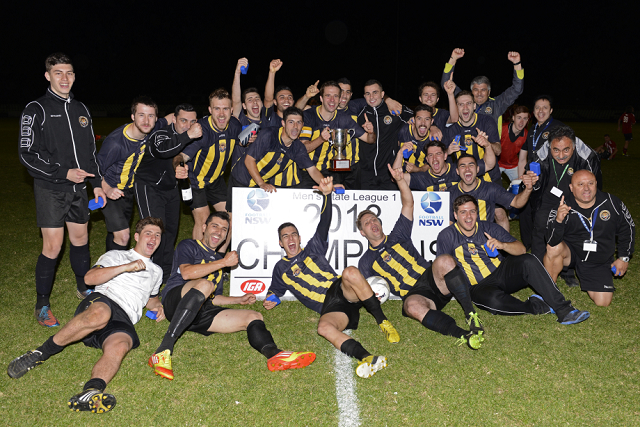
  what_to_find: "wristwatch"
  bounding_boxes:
[620,257,630,262]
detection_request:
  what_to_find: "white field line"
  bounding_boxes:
[333,330,360,427]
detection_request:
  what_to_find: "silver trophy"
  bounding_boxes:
[329,128,355,171]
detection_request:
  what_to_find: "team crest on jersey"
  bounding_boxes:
[140,144,146,153]
[79,116,89,127]
[276,154,284,165]
[291,265,302,277]
[383,254,392,263]
[484,106,492,114]
[439,183,447,191]
[567,167,574,176]
[464,134,473,146]
[599,210,611,221]
[469,245,478,256]
[384,115,392,125]
[219,142,227,152]
[542,131,550,140]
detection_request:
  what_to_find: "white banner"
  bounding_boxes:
[230,188,449,299]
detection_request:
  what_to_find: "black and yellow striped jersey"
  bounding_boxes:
[397,122,430,169]
[358,214,431,297]
[97,118,167,189]
[268,194,336,313]
[238,106,279,127]
[299,107,365,172]
[183,116,241,189]
[231,127,314,187]
[436,221,515,286]
[162,239,224,300]
[447,179,515,223]
[431,107,451,131]
[442,113,501,183]
[409,159,469,192]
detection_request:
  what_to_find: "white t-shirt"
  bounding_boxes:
[94,249,163,324]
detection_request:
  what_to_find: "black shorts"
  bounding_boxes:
[162,285,229,336]
[191,178,227,210]
[74,292,140,350]
[102,188,135,232]
[320,279,363,330]
[623,133,633,141]
[567,245,615,293]
[34,184,90,228]
[401,266,452,317]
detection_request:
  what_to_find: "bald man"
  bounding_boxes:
[543,170,635,306]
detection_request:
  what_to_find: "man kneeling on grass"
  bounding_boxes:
[264,176,400,379]
[149,211,315,380]
[8,217,165,413]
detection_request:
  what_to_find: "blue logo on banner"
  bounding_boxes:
[247,189,270,211]
[420,192,442,214]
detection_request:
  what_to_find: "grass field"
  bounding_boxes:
[0,118,638,426]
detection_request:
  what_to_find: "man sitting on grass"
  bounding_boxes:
[148,211,315,380]
[8,217,165,414]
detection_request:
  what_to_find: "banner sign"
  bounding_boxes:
[231,188,449,299]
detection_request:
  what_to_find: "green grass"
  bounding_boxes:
[1,118,639,426]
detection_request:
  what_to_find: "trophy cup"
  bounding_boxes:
[329,128,355,171]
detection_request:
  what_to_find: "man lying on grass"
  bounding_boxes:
[8,217,165,414]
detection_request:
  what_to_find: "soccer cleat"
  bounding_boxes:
[7,350,44,379]
[148,349,173,380]
[529,294,554,314]
[267,351,316,372]
[68,388,116,413]
[379,320,400,343]
[456,331,485,350]
[77,289,93,299]
[35,306,59,327]
[356,355,387,378]
[560,309,590,325]
[466,312,485,334]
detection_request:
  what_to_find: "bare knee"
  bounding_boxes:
[103,334,133,357]
[589,291,613,307]
[317,320,333,339]
[545,243,563,258]
[403,295,432,320]
[342,266,363,287]
[433,254,457,276]
[113,229,130,246]
[192,279,216,297]
[245,310,263,326]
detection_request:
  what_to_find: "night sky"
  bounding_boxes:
[4,2,637,114]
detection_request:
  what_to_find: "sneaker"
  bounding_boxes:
[456,331,485,350]
[466,312,484,334]
[35,306,59,327]
[356,355,387,378]
[77,289,93,299]
[560,271,580,288]
[560,309,590,325]
[148,349,173,380]
[379,320,400,343]
[7,350,44,379]
[529,294,554,314]
[68,389,116,413]
[267,351,316,372]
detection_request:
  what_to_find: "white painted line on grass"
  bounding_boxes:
[333,329,360,427]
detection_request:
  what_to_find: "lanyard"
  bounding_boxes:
[577,208,598,241]
[551,161,569,186]
[532,118,553,150]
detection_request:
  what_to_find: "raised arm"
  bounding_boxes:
[388,164,413,221]
[231,58,248,118]
[263,59,282,109]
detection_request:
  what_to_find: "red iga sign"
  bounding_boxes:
[241,280,266,294]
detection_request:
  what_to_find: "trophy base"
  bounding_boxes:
[330,159,351,172]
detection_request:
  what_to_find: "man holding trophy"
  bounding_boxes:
[298,81,376,188]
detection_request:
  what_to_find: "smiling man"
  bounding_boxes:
[149,212,315,380]
[8,217,165,413]
[98,96,168,253]
[264,177,398,378]
[19,52,106,326]
[231,58,282,128]
[544,170,635,306]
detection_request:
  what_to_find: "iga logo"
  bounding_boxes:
[247,189,270,211]
[420,192,442,214]
[241,280,266,294]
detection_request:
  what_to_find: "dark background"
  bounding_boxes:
[3,2,637,117]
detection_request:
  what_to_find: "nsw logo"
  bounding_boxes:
[420,192,442,214]
[247,189,270,211]
[241,280,266,294]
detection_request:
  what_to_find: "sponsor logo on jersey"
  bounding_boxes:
[384,115,392,125]
[599,210,611,221]
[79,116,89,127]
[241,280,266,294]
